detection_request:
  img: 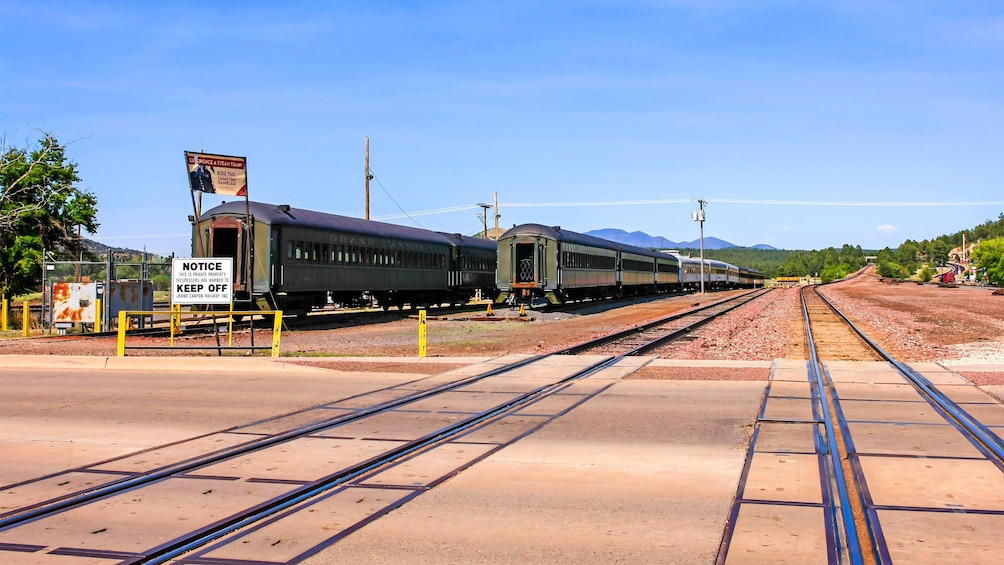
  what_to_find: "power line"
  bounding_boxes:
[374,197,1004,220]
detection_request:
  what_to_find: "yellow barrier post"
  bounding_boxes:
[117,311,127,356]
[228,303,234,347]
[2,298,7,331]
[486,302,493,317]
[22,301,31,337]
[170,304,179,347]
[418,308,427,358]
[271,310,283,357]
[94,298,102,333]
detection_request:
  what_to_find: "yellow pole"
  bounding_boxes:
[170,304,178,347]
[1,298,7,331]
[418,308,427,358]
[116,311,127,356]
[22,301,30,337]
[271,310,283,357]
[228,302,234,347]
[94,298,102,333]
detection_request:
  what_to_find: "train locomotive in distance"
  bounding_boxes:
[496,223,764,307]
[192,201,497,315]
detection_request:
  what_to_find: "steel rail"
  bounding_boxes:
[3,291,754,527]
[134,355,631,564]
[814,287,1004,463]
[801,286,867,565]
[626,289,769,356]
[557,288,769,355]
[3,294,718,561]
[0,353,546,529]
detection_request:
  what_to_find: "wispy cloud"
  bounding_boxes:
[876,224,900,234]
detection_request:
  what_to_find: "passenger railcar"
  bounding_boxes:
[677,255,706,291]
[192,201,498,315]
[672,254,764,290]
[497,224,763,306]
[496,224,681,306]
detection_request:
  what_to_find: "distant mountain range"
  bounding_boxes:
[584,228,777,250]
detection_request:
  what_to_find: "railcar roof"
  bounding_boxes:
[202,201,473,247]
[500,223,676,260]
[437,232,498,251]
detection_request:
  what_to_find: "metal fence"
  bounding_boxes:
[39,255,172,331]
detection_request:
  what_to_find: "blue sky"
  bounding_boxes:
[3,1,1003,255]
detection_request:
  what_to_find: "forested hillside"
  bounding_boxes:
[670,245,868,282]
[875,213,1004,281]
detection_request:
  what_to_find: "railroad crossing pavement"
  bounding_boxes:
[2,355,1003,563]
[725,359,1004,564]
[1,355,764,562]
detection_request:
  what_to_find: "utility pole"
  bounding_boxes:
[477,203,491,239]
[693,199,706,294]
[365,137,373,220]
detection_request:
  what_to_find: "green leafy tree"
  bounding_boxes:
[972,238,1004,285]
[0,132,99,297]
[926,240,949,266]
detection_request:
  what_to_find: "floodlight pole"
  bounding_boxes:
[693,199,706,294]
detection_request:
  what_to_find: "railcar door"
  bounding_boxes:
[514,241,537,285]
[208,216,248,298]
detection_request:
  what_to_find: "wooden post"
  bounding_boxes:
[365,137,371,220]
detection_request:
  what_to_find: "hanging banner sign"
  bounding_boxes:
[171,258,234,305]
[185,151,247,196]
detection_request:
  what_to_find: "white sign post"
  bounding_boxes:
[171,258,234,305]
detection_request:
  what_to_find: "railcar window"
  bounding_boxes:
[565,252,616,270]
[622,258,653,272]
[294,241,304,261]
[564,251,616,269]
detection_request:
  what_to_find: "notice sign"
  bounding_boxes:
[172,258,234,305]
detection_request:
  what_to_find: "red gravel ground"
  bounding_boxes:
[2,269,1001,384]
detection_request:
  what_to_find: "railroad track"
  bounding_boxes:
[0,301,738,563]
[561,288,771,356]
[718,284,1004,564]
[42,290,706,342]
